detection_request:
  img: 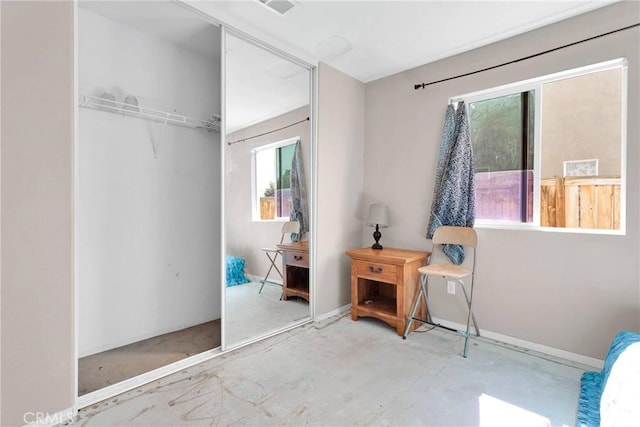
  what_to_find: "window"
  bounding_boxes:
[457,58,626,233]
[252,137,297,221]
[470,91,535,223]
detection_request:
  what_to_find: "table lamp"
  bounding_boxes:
[367,204,390,250]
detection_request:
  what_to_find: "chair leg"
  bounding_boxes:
[459,279,478,358]
[259,252,283,294]
[403,274,428,339]
[423,276,433,324]
[458,281,480,337]
[258,260,275,293]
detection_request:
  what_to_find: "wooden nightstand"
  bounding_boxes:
[346,247,429,335]
[278,241,309,302]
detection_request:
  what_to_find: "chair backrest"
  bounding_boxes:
[278,221,300,244]
[432,226,478,248]
[281,221,300,235]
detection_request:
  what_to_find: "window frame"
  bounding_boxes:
[450,57,627,235]
[251,136,299,222]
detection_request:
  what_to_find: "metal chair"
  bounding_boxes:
[403,225,479,357]
[259,221,300,296]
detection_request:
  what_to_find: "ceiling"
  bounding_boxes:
[80,0,618,132]
[189,0,618,83]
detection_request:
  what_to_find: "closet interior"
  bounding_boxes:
[77,1,221,395]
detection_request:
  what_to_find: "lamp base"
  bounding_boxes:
[371,225,383,250]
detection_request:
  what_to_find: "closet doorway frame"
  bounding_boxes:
[73,2,318,410]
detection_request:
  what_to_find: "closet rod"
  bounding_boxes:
[413,22,639,90]
[79,94,221,132]
[227,117,310,145]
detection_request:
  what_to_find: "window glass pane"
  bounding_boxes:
[276,144,295,218]
[470,93,533,222]
[471,94,523,172]
[540,68,622,230]
[253,141,296,221]
[256,148,276,220]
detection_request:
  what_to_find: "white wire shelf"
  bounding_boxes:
[78,94,220,132]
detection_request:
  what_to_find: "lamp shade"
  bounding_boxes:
[367,204,390,228]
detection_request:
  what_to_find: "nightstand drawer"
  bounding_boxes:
[354,260,397,284]
[284,251,309,268]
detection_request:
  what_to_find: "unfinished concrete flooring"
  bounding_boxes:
[76,313,587,426]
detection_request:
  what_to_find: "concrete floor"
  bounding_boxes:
[79,281,308,396]
[226,281,309,345]
[75,313,587,426]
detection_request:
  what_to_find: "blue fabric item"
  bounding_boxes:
[289,140,308,242]
[426,102,475,265]
[577,330,640,427]
[225,255,250,287]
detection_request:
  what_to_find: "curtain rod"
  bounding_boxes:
[414,22,639,90]
[227,117,310,145]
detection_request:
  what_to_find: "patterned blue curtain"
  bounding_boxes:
[426,101,475,264]
[289,141,308,242]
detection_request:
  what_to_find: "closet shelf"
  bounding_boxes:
[78,94,220,132]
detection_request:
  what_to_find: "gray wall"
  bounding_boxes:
[363,1,639,360]
[1,1,75,425]
[316,63,366,315]
[541,67,622,177]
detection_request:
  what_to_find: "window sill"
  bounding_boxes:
[474,221,625,236]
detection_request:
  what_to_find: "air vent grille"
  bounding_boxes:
[257,0,296,16]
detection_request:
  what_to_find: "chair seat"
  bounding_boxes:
[261,247,281,253]
[418,263,471,279]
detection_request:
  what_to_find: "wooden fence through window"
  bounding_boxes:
[260,197,275,220]
[540,176,621,229]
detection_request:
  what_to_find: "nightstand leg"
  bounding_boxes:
[403,275,427,338]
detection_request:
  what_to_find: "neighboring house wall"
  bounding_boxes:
[77,9,221,357]
[1,2,75,425]
[316,63,366,316]
[542,67,622,178]
[363,1,639,360]
[225,106,311,278]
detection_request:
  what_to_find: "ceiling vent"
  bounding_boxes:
[257,0,296,16]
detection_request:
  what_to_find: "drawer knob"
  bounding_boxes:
[369,266,383,274]
[294,255,303,261]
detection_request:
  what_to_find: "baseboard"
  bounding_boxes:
[314,304,350,322]
[22,406,76,427]
[245,273,282,285]
[430,316,604,369]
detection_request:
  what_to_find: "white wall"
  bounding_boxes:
[1,2,75,425]
[363,1,639,360]
[78,9,221,356]
[316,63,365,315]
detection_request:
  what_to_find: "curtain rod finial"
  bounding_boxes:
[414,83,425,90]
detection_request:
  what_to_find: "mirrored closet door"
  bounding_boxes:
[77,0,222,396]
[223,30,313,347]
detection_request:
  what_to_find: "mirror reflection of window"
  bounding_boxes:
[253,138,297,220]
[463,58,625,232]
